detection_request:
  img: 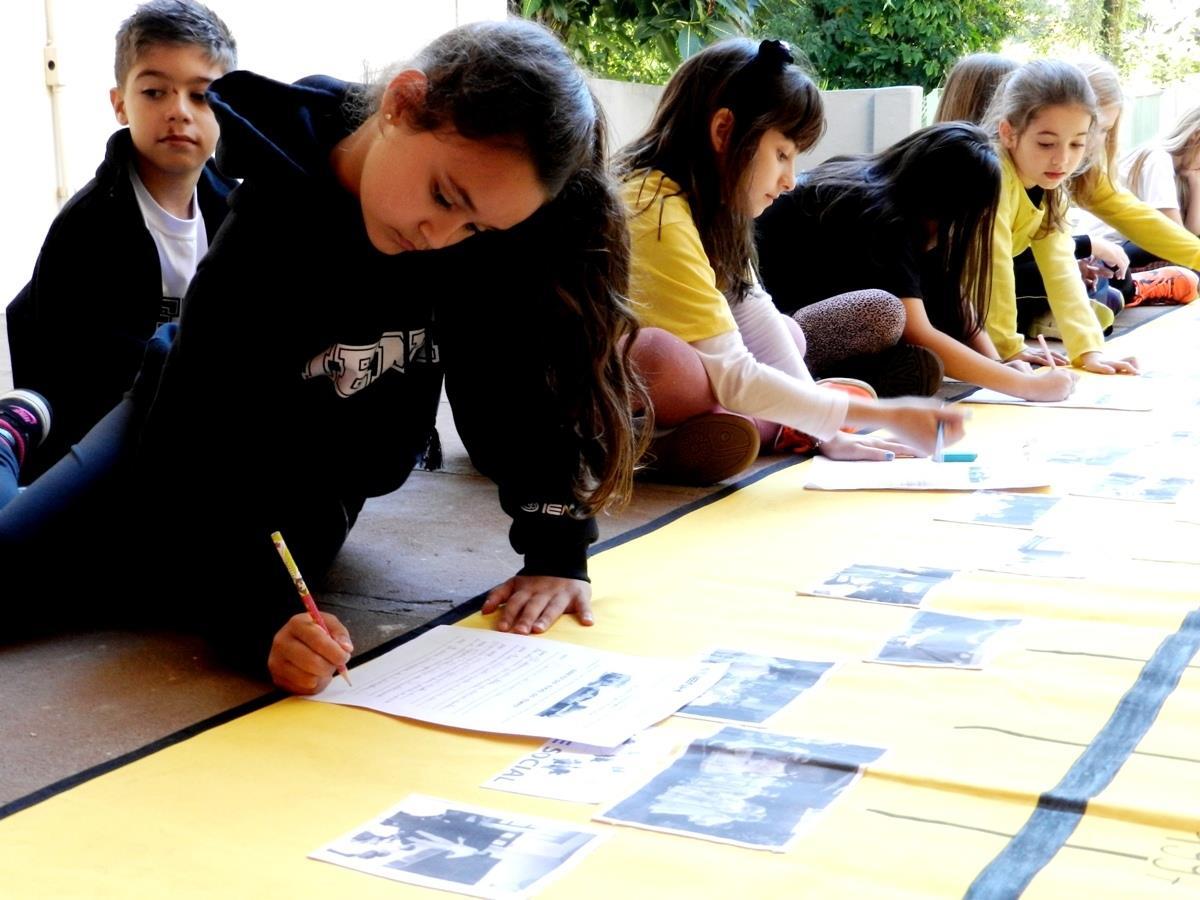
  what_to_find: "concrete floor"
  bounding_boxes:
[0,305,1162,810]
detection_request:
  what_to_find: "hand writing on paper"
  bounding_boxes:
[1010,346,1070,368]
[871,399,968,457]
[269,611,353,694]
[1021,367,1078,401]
[483,575,594,635]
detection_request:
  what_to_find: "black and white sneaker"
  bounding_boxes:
[0,389,52,467]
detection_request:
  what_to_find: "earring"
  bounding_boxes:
[384,113,393,121]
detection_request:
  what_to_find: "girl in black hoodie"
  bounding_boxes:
[0,20,646,694]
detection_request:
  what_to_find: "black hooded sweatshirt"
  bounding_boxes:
[135,71,597,666]
[8,128,235,479]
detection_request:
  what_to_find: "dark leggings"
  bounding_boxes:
[0,397,134,547]
[0,389,356,666]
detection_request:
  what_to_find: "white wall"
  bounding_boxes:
[1,0,505,304]
[591,77,923,169]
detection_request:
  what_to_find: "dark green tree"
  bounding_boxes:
[511,1,762,82]
[756,0,1019,91]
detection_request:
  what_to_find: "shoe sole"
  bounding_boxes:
[642,414,760,486]
[815,376,878,400]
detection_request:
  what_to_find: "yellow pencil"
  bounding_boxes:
[270,531,352,686]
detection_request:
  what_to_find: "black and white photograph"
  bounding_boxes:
[804,563,956,607]
[976,533,1094,579]
[535,671,631,719]
[597,726,885,851]
[678,650,835,724]
[870,611,1021,669]
[311,794,604,899]
[1044,446,1132,466]
[934,490,1062,529]
[1071,471,1194,504]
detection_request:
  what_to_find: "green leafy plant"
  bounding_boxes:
[757,0,1017,91]
[512,1,762,82]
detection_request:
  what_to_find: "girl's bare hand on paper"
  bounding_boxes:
[483,575,594,635]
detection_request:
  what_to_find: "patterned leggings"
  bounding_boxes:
[792,289,905,378]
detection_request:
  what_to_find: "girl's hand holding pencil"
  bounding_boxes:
[847,397,968,458]
[268,531,354,695]
[269,612,354,695]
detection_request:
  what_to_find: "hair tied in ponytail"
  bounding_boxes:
[755,39,794,68]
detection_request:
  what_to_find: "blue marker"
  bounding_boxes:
[941,452,977,463]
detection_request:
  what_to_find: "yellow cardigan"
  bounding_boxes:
[987,153,1105,364]
[1076,153,1200,269]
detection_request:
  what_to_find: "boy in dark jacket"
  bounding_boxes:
[7,0,237,478]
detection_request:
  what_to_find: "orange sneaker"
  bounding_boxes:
[774,378,879,454]
[1129,266,1199,306]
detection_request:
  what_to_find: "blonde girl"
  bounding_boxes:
[985,59,1138,374]
[934,53,1018,126]
[1124,104,1200,237]
[1068,59,1200,305]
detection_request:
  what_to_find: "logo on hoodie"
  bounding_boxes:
[303,329,438,397]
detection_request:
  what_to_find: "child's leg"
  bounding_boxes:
[792,289,904,374]
[0,398,138,637]
[0,390,53,507]
[628,328,762,485]
[793,290,941,396]
[628,327,721,426]
[0,397,135,546]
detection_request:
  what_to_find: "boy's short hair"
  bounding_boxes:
[114,0,237,86]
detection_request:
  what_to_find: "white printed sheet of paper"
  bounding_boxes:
[960,378,1153,410]
[307,625,727,748]
[804,456,1052,492]
[311,794,605,900]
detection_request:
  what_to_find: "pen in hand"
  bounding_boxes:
[271,530,352,686]
[933,419,945,463]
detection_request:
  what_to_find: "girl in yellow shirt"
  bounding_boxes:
[984,59,1139,374]
[617,38,966,486]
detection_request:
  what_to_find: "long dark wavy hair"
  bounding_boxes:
[362,20,647,511]
[615,38,824,304]
[800,122,1000,341]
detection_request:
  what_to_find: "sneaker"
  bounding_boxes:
[1129,266,1199,306]
[1027,311,1061,340]
[1029,298,1115,339]
[863,344,944,398]
[640,413,760,486]
[0,389,52,467]
[815,376,878,401]
[1097,285,1125,316]
[774,378,880,454]
[774,425,819,455]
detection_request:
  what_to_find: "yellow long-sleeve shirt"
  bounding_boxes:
[1076,154,1200,268]
[987,153,1105,364]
